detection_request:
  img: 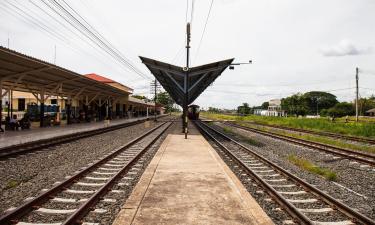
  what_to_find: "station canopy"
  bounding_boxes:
[140,56,234,105]
[0,46,131,100]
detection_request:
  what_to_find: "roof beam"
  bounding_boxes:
[0,66,51,81]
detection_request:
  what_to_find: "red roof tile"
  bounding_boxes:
[85,73,115,83]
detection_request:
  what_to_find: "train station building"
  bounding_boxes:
[0,47,162,131]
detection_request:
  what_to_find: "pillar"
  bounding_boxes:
[0,82,3,132]
[84,95,89,122]
[105,99,109,119]
[39,91,45,127]
[66,97,71,125]
[98,98,102,121]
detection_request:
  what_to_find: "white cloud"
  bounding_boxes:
[320,40,373,57]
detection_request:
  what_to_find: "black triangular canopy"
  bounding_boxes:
[140,56,234,106]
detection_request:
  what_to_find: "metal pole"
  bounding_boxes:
[0,82,3,132]
[7,90,10,119]
[356,67,359,122]
[10,89,13,118]
[40,92,45,128]
[154,79,157,122]
[184,23,191,139]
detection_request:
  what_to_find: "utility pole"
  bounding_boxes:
[154,79,157,122]
[183,23,191,139]
[150,79,160,122]
[355,67,359,122]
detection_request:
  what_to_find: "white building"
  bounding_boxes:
[254,99,286,117]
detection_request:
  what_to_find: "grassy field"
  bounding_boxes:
[201,112,375,138]
[240,123,375,154]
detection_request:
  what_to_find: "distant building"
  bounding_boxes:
[366,108,375,117]
[266,99,285,117]
[254,99,286,117]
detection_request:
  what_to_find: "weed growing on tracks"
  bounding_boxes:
[221,125,264,147]
[287,154,337,181]
[5,180,19,189]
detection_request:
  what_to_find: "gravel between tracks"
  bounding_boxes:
[0,120,165,214]
[212,122,375,221]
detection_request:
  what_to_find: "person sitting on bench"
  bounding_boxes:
[10,115,20,130]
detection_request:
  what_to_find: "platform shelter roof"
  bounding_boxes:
[140,56,234,106]
[0,47,130,101]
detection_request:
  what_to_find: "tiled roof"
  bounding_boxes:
[85,73,116,83]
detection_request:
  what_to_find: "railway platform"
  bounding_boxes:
[0,116,156,149]
[112,124,273,225]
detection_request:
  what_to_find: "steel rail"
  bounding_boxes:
[0,115,168,159]
[194,121,312,224]
[0,121,171,225]
[226,122,375,166]
[62,121,172,225]
[196,121,375,225]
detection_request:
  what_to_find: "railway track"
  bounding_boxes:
[239,121,375,145]
[0,117,165,159]
[224,122,375,167]
[195,120,375,225]
[0,121,172,225]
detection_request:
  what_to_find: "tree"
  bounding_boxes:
[327,102,355,117]
[208,107,220,113]
[237,103,251,115]
[302,91,338,115]
[132,95,149,101]
[281,93,308,116]
[156,92,176,112]
[261,101,269,109]
[358,97,375,115]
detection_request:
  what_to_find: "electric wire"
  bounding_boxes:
[26,0,118,69]
[194,0,214,63]
[4,0,119,70]
[47,0,139,74]
[44,0,150,80]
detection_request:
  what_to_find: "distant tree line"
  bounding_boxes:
[233,91,375,117]
[281,91,375,117]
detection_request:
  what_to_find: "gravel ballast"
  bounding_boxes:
[0,120,168,214]
[211,122,375,221]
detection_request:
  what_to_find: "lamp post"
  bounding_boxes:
[229,60,252,70]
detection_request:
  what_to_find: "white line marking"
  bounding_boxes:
[36,208,76,214]
[298,208,332,213]
[332,182,368,199]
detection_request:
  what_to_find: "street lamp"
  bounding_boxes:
[229,60,252,70]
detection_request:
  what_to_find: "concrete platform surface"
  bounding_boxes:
[112,128,273,225]
[0,116,156,149]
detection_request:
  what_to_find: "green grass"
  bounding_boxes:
[223,127,233,133]
[200,112,375,138]
[5,180,19,189]
[287,154,337,181]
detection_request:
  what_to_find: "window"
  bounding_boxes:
[18,98,25,111]
[51,99,57,104]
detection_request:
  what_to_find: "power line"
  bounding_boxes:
[48,0,140,74]
[2,0,120,69]
[194,0,214,63]
[44,0,151,80]
[190,0,195,27]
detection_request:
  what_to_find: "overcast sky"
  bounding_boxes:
[1,0,374,109]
